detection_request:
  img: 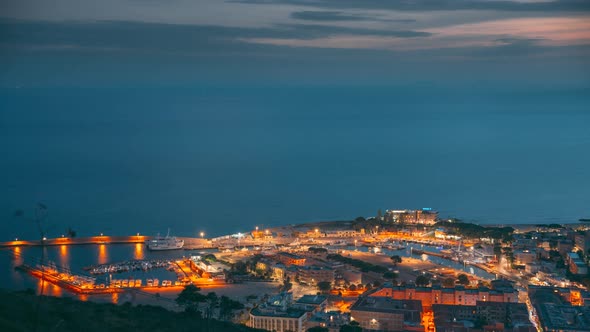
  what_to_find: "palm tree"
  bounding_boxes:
[14,203,49,332]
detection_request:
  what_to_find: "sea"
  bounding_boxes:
[1,85,589,242]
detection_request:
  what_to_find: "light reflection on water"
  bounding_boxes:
[1,243,202,303]
[98,244,108,265]
[134,243,144,260]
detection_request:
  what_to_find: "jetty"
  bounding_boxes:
[0,235,148,248]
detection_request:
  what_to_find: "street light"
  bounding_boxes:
[200,232,205,239]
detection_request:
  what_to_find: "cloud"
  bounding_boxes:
[425,16,590,47]
[233,0,590,12]
[291,10,366,21]
[1,18,588,64]
[290,10,415,23]
[272,24,431,39]
[0,19,431,54]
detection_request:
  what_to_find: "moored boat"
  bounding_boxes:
[147,230,184,251]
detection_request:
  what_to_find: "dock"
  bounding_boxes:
[0,235,148,248]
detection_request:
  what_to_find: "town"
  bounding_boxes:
[7,208,590,332]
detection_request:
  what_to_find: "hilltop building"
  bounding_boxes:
[384,209,438,225]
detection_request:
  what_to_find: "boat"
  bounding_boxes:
[331,240,348,247]
[147,230,184,251]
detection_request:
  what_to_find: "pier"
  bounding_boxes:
[0,235,148,248]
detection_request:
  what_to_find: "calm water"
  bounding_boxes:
[1,85,589,241]
[0,243,194,296]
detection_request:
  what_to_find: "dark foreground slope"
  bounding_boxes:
[0,289,261,332]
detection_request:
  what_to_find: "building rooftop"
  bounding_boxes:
[350,297,422,316]
[277,252,304,259]
[296,295,328,305]
[537,303,590,331]
[250,306,307,319]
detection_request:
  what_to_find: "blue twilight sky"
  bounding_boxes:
[1,1,590,239]
[0,0,589,87]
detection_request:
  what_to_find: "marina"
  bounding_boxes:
[84,259,172,275]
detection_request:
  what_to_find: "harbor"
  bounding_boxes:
[15,256,226,296]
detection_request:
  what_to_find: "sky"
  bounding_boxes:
[1,1,590,239]
[1,0,589,88]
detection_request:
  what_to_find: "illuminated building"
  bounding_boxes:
[249,307,307,332]
[432,302,534,332]
[249,292,307,332]
[298,266,334,286]
[350,297,423,331]
[566,252,588,275]
[368,284,518,310]
[384,209,438,225]
[294,295,328,314]
[276,252,306,266]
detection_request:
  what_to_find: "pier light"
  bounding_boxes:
[42,237,47,241]
[256,226,259,231]
[137,232,140,237]
[200,232,205,238]
[100,233,103,237]
[15,238,18,241]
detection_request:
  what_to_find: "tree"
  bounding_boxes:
[383,271,395,279]
[442,277,455,288]
[204,292,218,319]
[415,275,430,287]
[282,277,293,292]
[176,285,207,314]
[203,254,217,262]
[308,327,329,332]
[340,321,362,332]
[348,284,357,291]
[457,274,470,286]
[317,281,332,293]
[218,295,244,320]
[390,255,402,266]
[372,280,381,288]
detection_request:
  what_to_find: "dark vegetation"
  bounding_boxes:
[434,221,514,242]
[0,288,258,332]
[308,247,328,254]
[327,254,388,273]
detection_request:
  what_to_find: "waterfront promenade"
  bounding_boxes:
[0,234,293,249]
